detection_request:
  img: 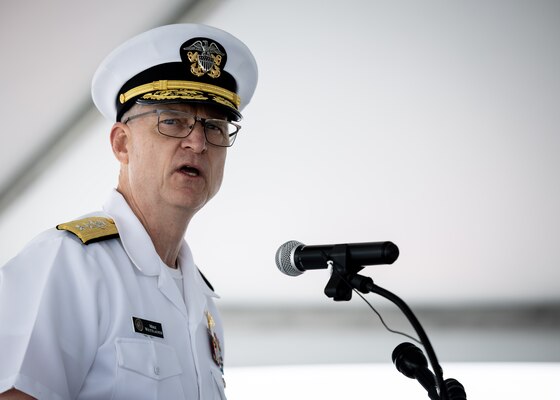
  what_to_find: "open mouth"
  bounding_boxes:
[179,165,200,177]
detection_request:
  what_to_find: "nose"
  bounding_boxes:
[180,120,207,153]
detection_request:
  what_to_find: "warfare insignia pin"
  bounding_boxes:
[181,38,226,79]
[205,310,224,372]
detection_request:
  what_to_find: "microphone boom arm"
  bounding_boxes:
[358,276,448,400]
[322,244,450,400]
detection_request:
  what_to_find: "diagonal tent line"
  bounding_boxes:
[0,0,214,214]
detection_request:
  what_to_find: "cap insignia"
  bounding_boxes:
[182,39,226,78]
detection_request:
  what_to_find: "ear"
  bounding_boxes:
[110,122,130,164]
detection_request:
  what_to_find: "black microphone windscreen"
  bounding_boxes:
[392,342,429,378]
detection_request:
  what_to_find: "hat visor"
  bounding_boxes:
[136,89,242,121]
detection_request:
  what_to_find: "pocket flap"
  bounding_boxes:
[116,338,182,380]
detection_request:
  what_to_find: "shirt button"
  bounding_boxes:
[154,366,160,376]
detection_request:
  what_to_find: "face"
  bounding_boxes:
[113,103,228,217]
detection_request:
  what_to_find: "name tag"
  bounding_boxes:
[132,316,164,338]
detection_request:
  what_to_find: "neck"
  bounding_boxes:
[117,187,193,268]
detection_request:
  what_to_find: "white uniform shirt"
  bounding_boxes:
[0,190,226,400]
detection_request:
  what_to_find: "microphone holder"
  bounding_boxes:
[322,244,453,400]
[324,244,365,301]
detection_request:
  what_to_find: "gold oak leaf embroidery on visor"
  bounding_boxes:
[141,89,209,101]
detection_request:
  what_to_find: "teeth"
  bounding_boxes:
[181,166,199,176]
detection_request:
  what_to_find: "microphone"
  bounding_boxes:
[392,342,440,400]
[444,378,467,400]
[275,240,399,276]
[392,342,467,400]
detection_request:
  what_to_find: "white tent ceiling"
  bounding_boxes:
[2,0,559,305]
[1,0,559,369]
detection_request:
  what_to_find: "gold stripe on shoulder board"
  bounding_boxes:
[56,217,119,245]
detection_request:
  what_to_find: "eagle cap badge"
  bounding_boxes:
[181,37,227,79]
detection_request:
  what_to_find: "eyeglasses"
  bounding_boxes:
[123,109,241,147]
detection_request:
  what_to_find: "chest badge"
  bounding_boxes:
[206,310,224,373]
[132,316,164,339]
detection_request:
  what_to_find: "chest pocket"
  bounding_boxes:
[112,338,185,399]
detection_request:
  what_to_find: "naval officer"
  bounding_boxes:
[0,23,257,400]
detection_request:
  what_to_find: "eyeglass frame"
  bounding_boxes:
[122,108,241,147]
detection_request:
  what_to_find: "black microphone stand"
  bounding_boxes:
[322,244,455,400]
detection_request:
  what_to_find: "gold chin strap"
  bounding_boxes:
[119,80,240,108]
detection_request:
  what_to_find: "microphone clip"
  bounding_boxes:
[323,244,367,301]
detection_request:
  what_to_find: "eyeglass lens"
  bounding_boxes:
[157,110,237,147]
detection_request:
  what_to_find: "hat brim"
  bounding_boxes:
[135,88,242,121]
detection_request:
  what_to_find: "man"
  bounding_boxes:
[0,23,257,399]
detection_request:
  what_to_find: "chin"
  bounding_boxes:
[170,193,209,213]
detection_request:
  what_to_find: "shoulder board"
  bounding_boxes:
[56,217,119,245]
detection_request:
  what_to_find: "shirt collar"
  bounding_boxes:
[102,189,167,276]
[102,189,218,299]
